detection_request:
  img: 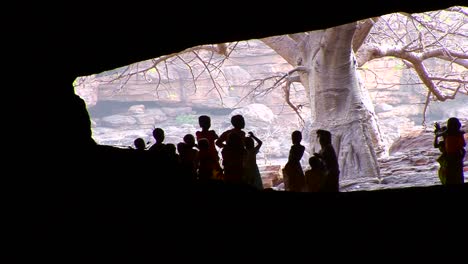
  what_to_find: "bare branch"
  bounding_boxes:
[409,14,456,61]
[357,43,466,101]
[261,35,299,65]
[233,65,306,109]
[191,50,225,104]
[353,17,379,52]
[430,76,468,83]
[447,6,468,16]
[273,66,309,86]
[288,75,301,83]
[439,85,468,96]
[421,48,468,68]
[283,78,305,125]
[422,90,431,127]
[288,32,308,43]
[176,55,199,93]
[233,75,284,107]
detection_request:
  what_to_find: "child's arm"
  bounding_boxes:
[249,132,262,151]
[433,134,441,148]
[215,132,227,148]
[211,130,219,139]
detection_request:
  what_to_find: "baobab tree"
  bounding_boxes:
[259,6,467,179]
[75,5,467,180]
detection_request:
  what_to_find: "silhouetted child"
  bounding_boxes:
[148,127,166,155]
[283,130,305,192]
[162,143,181,175]
[130,137,150,166]
[433,123,447,185]
[178,134,199,181]
[221,132,246,184]
[197,138,223,181]
[314,129,340,192]
[216,114,246,149]
[442,117,466,184]
[304,156,326,192]
[242,132,263,190]
[196,115,220,161]
[133,137,147,151]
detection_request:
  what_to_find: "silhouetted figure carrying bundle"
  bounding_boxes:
[439,117,466,185]
[283,130,306,192]
[314,129,340,192]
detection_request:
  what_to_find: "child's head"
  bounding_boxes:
[152,128,165,143]
[245,137,255,150]
[177,142,186,154]
[133,137,146,150]
[317,129,331,145]
[231,114,245,129]
[198,115,211,130]
[308,156,323,169]
[447,117,461,132]
[291,130,302,145]
[183,134,196,148]
[165,143,176,155]
[198,138,209,151]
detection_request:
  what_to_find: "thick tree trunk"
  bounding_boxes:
[262,23,385,180]
[299,22,384,179]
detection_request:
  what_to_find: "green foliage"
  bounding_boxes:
[175,114,197,125]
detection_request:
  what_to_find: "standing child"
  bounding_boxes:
[216,114,246,149]
[243,132,263,190]
[282,130,306,192]
[196,115,220,161]
[221,132,246,184]
[197,138,223,181]
[178,134,199,182]
[314,129,340,192]
[442,117,466,184]
[196,115,223,180]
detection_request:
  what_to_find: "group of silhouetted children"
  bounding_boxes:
[129,114,341,192]
[129,114,466,191]
[129,114,263,190]
[282,129,340,192]
[128,114,465,191]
